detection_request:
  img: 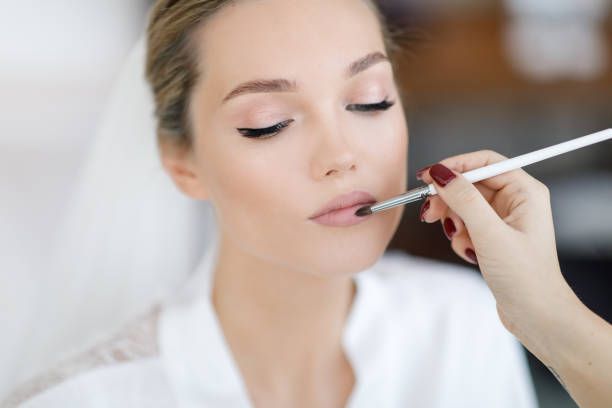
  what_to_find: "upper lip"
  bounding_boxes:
[309,190,377,219]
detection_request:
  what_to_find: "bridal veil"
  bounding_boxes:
[15,33,218,389]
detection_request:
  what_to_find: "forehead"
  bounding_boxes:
[192,0,386,94]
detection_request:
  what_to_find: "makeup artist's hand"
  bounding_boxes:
[417,151,612,408]
[416,151,566,319]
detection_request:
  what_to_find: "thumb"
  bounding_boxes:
[427,163,506,240]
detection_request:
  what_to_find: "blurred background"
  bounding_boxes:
[0,0,610,406]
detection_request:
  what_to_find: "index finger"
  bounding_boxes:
[417,149,536,191]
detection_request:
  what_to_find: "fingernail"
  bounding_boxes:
[465,248,478,264]
[419,199,430,222]
[443,218,456,240]
[415,165,432,180]
[429,163,456,187]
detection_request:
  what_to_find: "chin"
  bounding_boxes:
[300,212,400,276]
[304,234,390,278]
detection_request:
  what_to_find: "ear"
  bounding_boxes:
[160,145,209,201]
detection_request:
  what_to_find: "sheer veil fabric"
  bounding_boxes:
[22,33,218,387]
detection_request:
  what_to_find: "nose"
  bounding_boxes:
[324,153,356,177]
[310,118,358,180]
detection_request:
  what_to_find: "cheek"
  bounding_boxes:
[197,110,408,274]
[199,135,299,242]
[362,110,408,188]
[391,113,409,183]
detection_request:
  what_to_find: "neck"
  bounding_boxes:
[210,235,356,385]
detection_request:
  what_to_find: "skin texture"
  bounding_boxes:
[160,0,407,406]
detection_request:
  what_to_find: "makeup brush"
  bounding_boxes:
[355,128,612,217]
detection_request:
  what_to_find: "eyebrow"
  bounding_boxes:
[221,51,389,104]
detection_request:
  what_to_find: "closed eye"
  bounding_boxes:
[346,98,395,112]
[236,98,395,139]
[237,119,295,139]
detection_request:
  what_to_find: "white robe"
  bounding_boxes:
[4,245,538,408]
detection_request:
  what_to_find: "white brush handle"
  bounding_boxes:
[427,128,612,196]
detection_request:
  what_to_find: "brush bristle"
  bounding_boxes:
[355,206,372,217]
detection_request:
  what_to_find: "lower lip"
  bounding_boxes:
[309,202,375,227]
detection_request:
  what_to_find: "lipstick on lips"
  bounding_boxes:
[308,190,377,227]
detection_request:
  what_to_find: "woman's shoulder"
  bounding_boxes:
[1,305,167,407]
[375,249,492,302]
[371,249,519,355]
[368,250,500,328]
[369,254,537,407]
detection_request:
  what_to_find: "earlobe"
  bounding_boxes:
[161,154,209,201]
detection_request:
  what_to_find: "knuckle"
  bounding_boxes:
[479,149,508,163]
[532,179,550,196]
[442,149,510,173]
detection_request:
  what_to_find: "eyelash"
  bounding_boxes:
[236,98,396,139]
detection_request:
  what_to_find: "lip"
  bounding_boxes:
[309,190,377,227]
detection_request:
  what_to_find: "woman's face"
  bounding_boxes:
[179,0,408,277]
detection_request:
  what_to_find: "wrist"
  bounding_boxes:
[508,280,583,367]
[536,284,584,366]
[530,289,612,408]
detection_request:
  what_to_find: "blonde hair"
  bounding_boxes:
[145,0,406,152]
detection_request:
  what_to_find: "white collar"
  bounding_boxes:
[159,239,392,407]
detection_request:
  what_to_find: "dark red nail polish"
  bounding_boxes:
[419,199,430,222]
[443,218,456,240]
[415,165,432,180]
[429,163,456,187]
[465,248,478,264]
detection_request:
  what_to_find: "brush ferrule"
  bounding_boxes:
[369,185,431,214]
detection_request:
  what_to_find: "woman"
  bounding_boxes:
[4,0,608,407]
